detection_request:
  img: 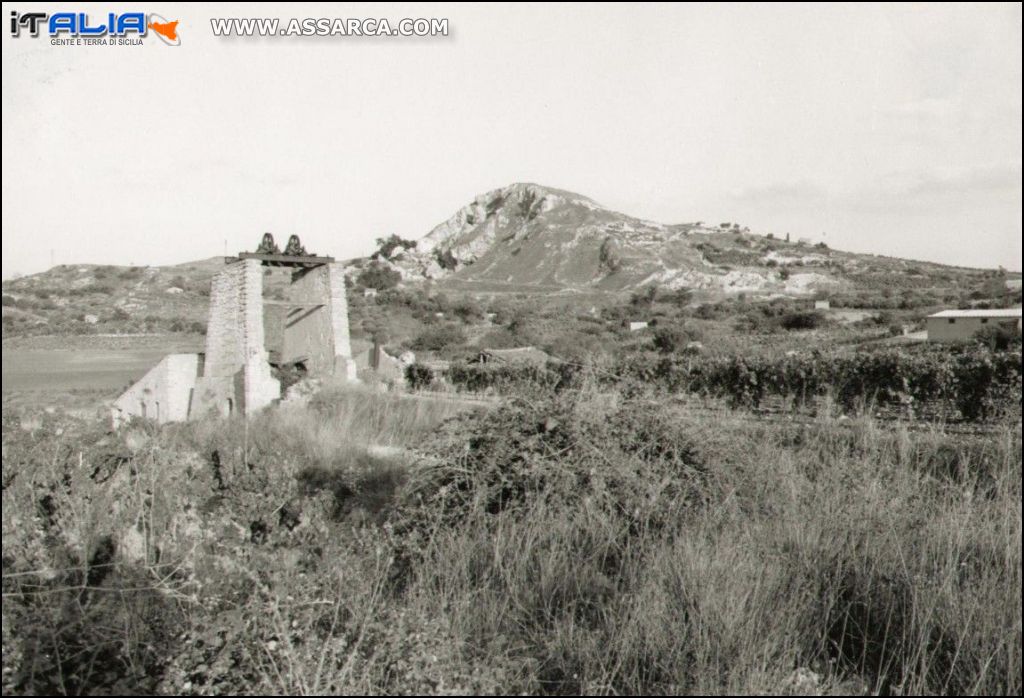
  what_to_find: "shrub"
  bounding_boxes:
[118,266,145,280]
[693,303,720,320]
[78,283,114,295]
[651,323,700,353]
[404,363,435,390]
[357,261,401,291]
[778,311,825,331]
[975,323,1021,351]
[630,285,659,307]
[399,394,709,530]
[411,324,467,352]
[451,298,484,322]
[373,234,417,259]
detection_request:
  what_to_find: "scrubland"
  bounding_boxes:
[2,382,1020,695]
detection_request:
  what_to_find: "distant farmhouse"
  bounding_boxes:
[926,308,1022,342]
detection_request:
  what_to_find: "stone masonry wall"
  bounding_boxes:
[191,259,279,418]
[113,255,355,427]
[281,265,334,375]
[111,353,201,426]
[280,262,356,380]
[329,262,357,380]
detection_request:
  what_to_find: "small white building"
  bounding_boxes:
[814,300,830,310]
[926,308,1022,342]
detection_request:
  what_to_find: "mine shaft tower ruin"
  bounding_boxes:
[112,234,356,425]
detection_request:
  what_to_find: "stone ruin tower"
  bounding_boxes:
[111,235,356,425]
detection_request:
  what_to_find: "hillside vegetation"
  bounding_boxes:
[2,385,1020,694]
[4,183,1019,339]
[3,183,1020,696]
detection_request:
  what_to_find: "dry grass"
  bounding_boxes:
[2,387,1020,695]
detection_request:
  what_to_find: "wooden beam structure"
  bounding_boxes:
[227,252,335,268]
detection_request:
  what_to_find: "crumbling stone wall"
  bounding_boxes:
[281,262,356,379]
[282,265,335,374]
[113,254,357,426]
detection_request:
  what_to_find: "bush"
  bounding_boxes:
[357,261,401,291]
[118,266,145,280]
[411,324,467,352]
[651,323,701,353]
[400,394,709,530]
[451,298,484,322]
[778,311,825,331]
[693,303,720,320]
[373,234,417,259]
[975,323,1021,351]
[404,363,435,390]
[77,283,114,295]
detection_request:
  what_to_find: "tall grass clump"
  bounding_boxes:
[393,392,1021,694]
[2,385,1020,694]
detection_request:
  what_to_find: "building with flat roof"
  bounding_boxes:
[925,308,1022,342]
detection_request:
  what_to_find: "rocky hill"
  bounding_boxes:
[375,182,1004,296]
[1,258,221,337]
[3,182,1017,337]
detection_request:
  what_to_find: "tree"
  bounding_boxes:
[357,261,401,291]
[373,234,417,259]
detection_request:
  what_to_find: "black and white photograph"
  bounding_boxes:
[2,3,1021,695]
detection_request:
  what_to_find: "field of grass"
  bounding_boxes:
[2,380,1020,695]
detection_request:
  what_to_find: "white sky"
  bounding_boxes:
[2,2,1021,278]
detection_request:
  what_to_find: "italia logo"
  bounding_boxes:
[9,11,180,45]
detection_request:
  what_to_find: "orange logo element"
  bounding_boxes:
[148,19,178,42]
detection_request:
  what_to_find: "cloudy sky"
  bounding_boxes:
[2,2,1021,278]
